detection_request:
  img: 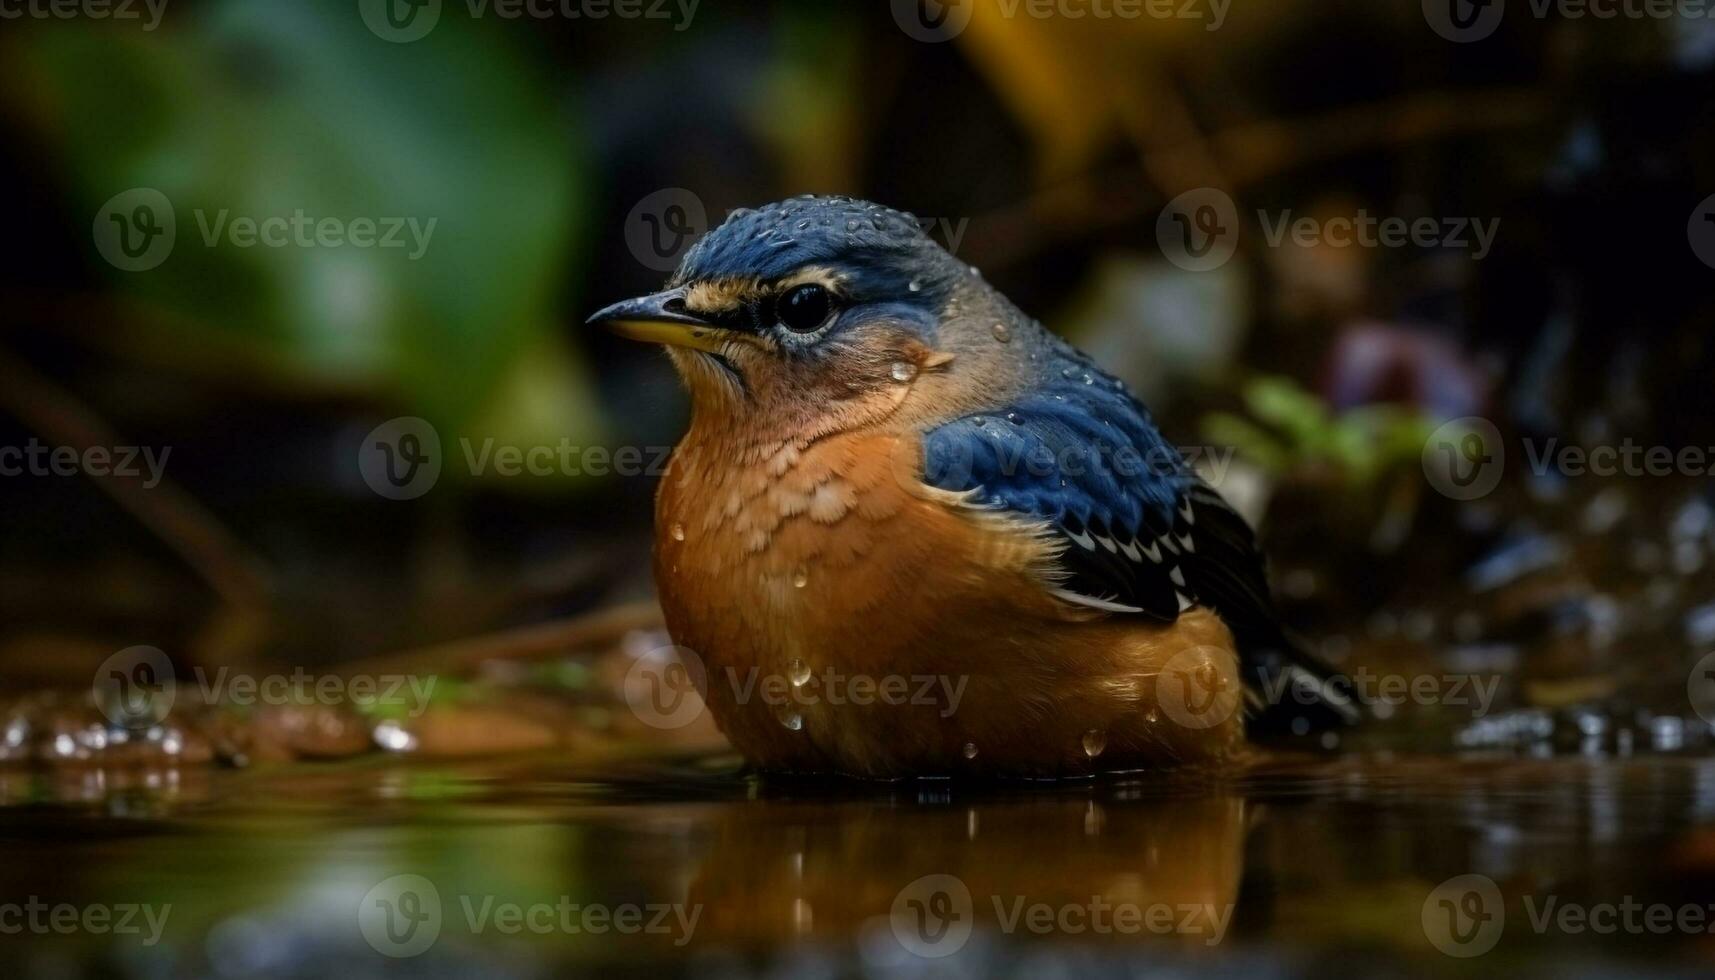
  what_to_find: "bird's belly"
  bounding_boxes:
[654,429,1247,778]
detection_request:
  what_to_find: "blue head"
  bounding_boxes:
[590,196,1032,433]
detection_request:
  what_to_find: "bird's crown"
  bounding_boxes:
[672,195,945,286]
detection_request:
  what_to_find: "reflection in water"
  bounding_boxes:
[686,789,1245,946]
[2,753,1715,976]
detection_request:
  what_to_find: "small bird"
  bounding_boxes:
[591,196,1354,778]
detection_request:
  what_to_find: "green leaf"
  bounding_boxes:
[10,0,601,440]
[1243,376,1331,453]
[1202,412,1290,474]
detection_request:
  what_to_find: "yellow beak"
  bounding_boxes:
[586,287,740,354]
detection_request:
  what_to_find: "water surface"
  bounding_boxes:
[4,745,1713,977]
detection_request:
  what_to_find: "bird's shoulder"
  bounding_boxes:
[918,345,1273,628]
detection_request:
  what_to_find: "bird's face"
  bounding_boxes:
[590,198,993,438]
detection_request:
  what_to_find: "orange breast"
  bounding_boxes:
[654,425,1247,778]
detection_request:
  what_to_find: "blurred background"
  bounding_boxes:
[5,0,1715,734]
[4,0,1715,975]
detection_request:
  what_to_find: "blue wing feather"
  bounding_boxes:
[922,356,1209,618]
[921,349,1360,729]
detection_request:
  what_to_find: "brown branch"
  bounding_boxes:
[0,347,273,618]
[333,600,665,679]
[966,89,1545,273]
[1207,89,1544,186]
[1109,64,1236,200]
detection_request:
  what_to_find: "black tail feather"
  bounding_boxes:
[1239,630,1362,734]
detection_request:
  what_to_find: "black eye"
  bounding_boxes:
[776,283,833,333]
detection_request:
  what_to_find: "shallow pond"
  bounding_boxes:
[4,743,1714,978]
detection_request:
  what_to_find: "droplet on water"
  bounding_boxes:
[962,742,979,759]
[375,720,418,753]
[787,658,812,687]
[1081,729,1107,758]
[670,523,686,541]
[991,322,1011,343]
[780,711,804,731]
[890,362,917,382]
[793,567,809,589]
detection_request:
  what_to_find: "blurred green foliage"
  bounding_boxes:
[1203,376,1436,486]
[7,0,603,451]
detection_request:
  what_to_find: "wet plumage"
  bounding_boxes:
[591,196,1354,778]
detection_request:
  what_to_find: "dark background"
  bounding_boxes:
[2,0,1714,728]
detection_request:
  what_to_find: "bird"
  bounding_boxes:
[589,195,1356,779]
